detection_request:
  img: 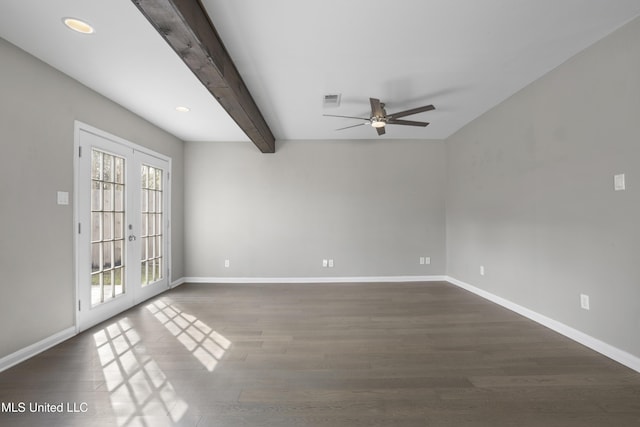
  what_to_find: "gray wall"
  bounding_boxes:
[185,139,446,278]
[446,16,640,358]
[0,38,185,359]
[4,11,639,366]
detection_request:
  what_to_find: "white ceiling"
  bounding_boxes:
[1,0,640,143]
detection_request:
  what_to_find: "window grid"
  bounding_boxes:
[141,164,163,287]
[91,149,125,306]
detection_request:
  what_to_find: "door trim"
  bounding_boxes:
[73,121,172,332]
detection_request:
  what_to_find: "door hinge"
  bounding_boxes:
[78,222,81,234]
[79,146,82,157]
[78,300,81,311]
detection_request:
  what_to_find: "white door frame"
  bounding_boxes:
[73,121,172,332]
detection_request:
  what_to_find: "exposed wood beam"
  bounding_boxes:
[132,0,276,153]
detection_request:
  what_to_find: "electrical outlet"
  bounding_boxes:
[322,259,328,268]
[224,259,230,268]
[580,294,590,310]
[425,257,431,265]
[480,265,485,276]
[419,257,425,265]
[328,259,334,268]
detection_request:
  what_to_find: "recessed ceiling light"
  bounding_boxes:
[63,17,94,34]
[175,106,190,113]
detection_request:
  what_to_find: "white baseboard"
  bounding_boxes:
[445,276,640,374]
[171,277,186,288]
[182,275,448,284]
[0,326,76,373]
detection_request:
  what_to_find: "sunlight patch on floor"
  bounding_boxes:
[93,318,188,426]
[146,300,231,372]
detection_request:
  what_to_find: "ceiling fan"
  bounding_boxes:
[324,98,435,135]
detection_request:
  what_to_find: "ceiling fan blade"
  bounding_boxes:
[370,98,384,117]
[324,114,370,120]
[336,123,367,131]
[376,126,386,136]
[387,104,435,120]
[387,119,429,127]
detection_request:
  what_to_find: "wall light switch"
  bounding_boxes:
[322,259,328,268]
[425,257,431,265]
[614,174,625,191]
[580,294,590,310]
[57,191,69,205]
[480,265,485,276]
[224,259,230,268]
[419,257,425,265]
[328,259,334,268]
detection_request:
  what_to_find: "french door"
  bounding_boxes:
[75,124,170,331]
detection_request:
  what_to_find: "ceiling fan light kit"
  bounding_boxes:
[324,97,434,136]
[371,119,386,128]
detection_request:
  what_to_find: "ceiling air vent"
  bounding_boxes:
[323,93,341,108]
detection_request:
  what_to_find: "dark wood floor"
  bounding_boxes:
[1,281,640,426]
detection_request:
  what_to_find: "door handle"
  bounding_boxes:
[129,235,136,242]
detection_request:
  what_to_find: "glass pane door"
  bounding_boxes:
[91,149,126,306]
[76,125,171,332]
[140,164,163,287]
[131,150,170,304]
